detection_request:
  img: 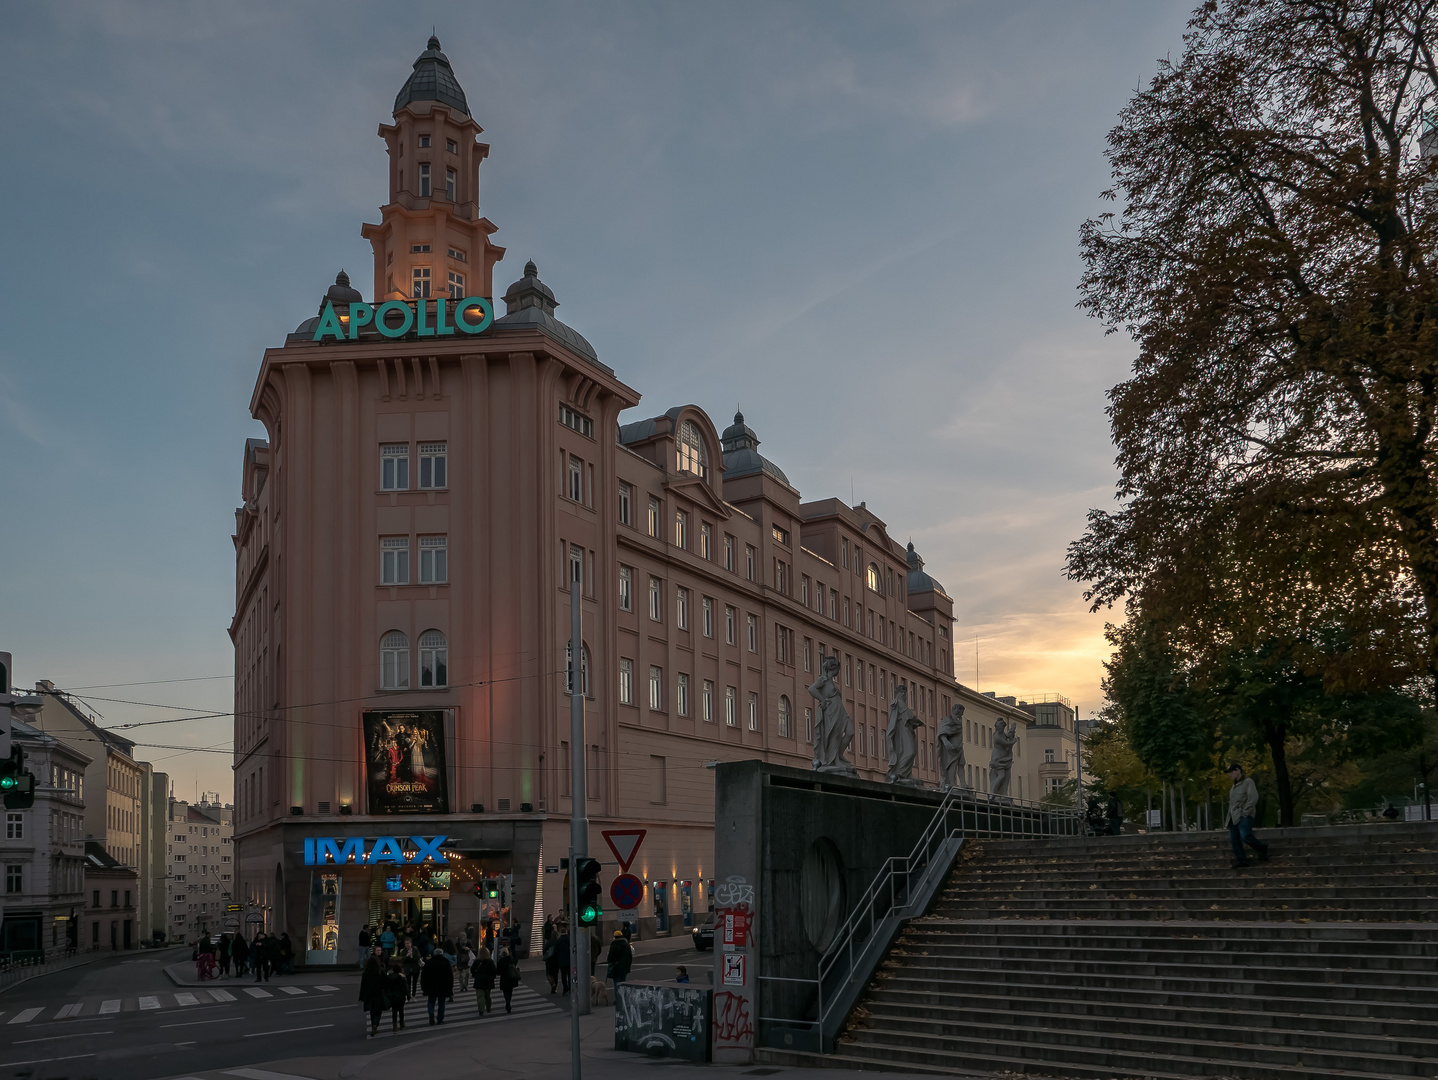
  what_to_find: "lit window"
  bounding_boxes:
[772,524,789,545]
[649,577,662,621]
[418,443,447,489]
[380,631,410,690]
[778,695,792,738]
[675,510,688,548]
[725,686,737,727]
[675,420,708,478]
[381,538,410,585]
[618,483,633,525]
[867,563,881,593]
[419,630,448,687]
[448,271,465,299]
[677,673,690,716]
[419,536,447,584]
[677,587,689,629]
[648,497,661,538]
[618,566,633,611]
[748,693,759,731]
[702,680,714,722]
[381,444,409,490]
[412,266,431,298]
[419,162,431,197]
[700,523,712,559]
[619,659,634,704]
[649,666,664,711]
[445,167,456,201]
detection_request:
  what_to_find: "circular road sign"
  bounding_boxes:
[610,873,644,910]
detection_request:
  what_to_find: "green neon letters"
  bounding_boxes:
[313,297,494,343]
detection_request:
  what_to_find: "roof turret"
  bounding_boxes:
[394,35,470,116]
[720,411,791,486]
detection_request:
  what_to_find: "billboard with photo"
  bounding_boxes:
[362,710,449,815]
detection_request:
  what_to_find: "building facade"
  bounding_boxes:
[232,38,1040,960]
[1013,695,1080,799]
[140,764,170,942]
[166,799,234,941]
[83,841,138,951]
[0,719,89,957]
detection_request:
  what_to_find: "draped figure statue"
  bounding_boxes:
[937,703,967,791]
[990,717,1017,798]
[885,684,925,786]
[808,654,857,775]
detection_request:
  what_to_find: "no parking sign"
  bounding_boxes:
[611,873,645,909]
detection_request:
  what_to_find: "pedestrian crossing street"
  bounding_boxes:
[367,982,557,1038]
[0,983,344,1024]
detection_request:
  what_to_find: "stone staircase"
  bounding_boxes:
[774,822,1438,1079]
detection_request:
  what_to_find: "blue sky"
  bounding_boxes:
[0,2,1192,797]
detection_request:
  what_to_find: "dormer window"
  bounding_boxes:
[419,134,431,148]
[675,420,708,480]
[867,563,882,593]
[419,163,431,197]
[445,139,458,154]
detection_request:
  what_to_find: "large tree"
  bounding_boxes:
[1070,0,1438,695]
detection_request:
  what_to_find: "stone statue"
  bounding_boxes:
[937,703,967,791]
[808,654,857,775]
[885,684,925,786]
[990,717,1017,798]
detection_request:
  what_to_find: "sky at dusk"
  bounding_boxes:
[0,1,1193,798]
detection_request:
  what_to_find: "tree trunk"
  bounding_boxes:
[1264,720,1293,827]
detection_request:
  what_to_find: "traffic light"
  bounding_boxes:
[575,857,602,926]
[0,746,33,810]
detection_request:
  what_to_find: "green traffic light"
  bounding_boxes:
[579,903,601,925]
[0,777,16,790]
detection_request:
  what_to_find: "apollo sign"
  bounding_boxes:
[303,835,448,866]
[313,297,493,343]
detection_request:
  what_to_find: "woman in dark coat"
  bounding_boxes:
[419,950,453,1026]
[383,959,408,1031]
[230,931,249,976]
[358,955,386,1038]
[471,946,497,1015]
[496,947,521,1013]
[542,917,559,992]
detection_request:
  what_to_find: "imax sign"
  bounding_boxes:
[303,835,448,866]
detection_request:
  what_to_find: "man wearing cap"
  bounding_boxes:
[1227,762,1270,868]
[606,928,634,993]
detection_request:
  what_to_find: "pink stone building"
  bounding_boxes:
[231,38,1034,961]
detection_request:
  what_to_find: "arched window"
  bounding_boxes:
[380,631,410,690]
[866,562,881,593]
[778,695,792,738]
[565,641,591,696]
[675,420,708,479]
[419,630,448,688]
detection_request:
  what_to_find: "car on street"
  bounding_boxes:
[692,914,714,951]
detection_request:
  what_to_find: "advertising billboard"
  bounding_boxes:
[362,710,449,815]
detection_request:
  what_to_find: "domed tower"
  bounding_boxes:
[361,36,505,303]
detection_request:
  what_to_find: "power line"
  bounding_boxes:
[62,676,234,690]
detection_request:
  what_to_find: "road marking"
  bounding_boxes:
[54,1003,83,1019]
[243,987,273,998]
[278,985,305,996]
[99,1000,121,1015]
[209,988,237,1002]
[0,1053,95,1067]
[162,1016,243,1029]
[8,1008,42,1025]
[315,984,339,991]
[285,1004,353,1014]
[238,1023,333,1038]
[14,1030,112,1044]
[226,1069,330,1080]
[174,992,200,1006]
[138,996,162,1010]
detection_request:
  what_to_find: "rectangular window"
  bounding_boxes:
[700,523,712,560]
[420,632,448,688]
[745,545,756,581]
[445,138,458,154]
[619,659,634,705]
[772,524,790,545]
[724,535,735,571]
[703,597,714,637]
[445,167,456,201]
[725,686,737,727]
[412,266,431,298]
[648,497,661,538]
[842,538,850,568]
[618,566,633,611]
[844,598,851,627]
[381,537,410,585]
[417,443,447,488]
[5,866,20,894]
[381,444,410,490]
[649,577,662,620]
[675,510,689,549]
[419,134,431,148]
[775,560,787,593]
[805,707,813,743]
[619,483,633,525]
[411,243,432,253]
[568,456,583,501]
[802,575,810,605]
[559,405,594,437]
[419,162,431,197]
[725,605,736,645]
[804,637,813,672]
[649,666,664,711]
[830,588,839,617]
[676,673,690,716]
[569,545,583,589]
[748,692,759,732]
[702,680,714,722]
[676,587,689,630]
[4,814,20,840]
[747,613,758,652]
[419,536,447,584]
[447,270,465,298]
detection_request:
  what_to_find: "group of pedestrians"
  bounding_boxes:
[538,916,635,998]
[193,929,293,980]
[356,924,522,1037]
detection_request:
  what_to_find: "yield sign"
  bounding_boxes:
[602,829,647,872]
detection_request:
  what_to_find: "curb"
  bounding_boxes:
[0,954,106,996]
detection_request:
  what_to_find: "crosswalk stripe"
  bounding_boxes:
[278,986,305,996]
[138,996,161,1010]
[54,1004,83,1019]
[99,1000,120,1015]
[209,989,236,1002]
[316,984,339,991]
[174,992,200,1006]
[243,987,272,999]
[8,1008,42,1025]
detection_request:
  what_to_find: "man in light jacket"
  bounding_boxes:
[1227,762,1270,868]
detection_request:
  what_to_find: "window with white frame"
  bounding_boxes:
[5,865,20,894]
[675,420,708,478]
[649,666,664,711]
[804,637,812,672]
[648,497,661,538]
[801,575,810,605]
[619,659,634,704]
[725,686,737,727]
[618,566,633,611]
[677,673,690,716]
[778,695,792,738]
[418,162,431,197]
[569,545,583,589]
[418,443,447,489]
[725,605,736,645]
[748,692,759,731]
[724,535,734,571]
[1044,749,1055,763]
[568,456,583,502]
[700,523,712,559]
[381,445,409,490]
[618,483,633,525]
[676,587,689,630]
[419,536,448,583]
[747,613,758,652]
[745,545,756,581]
[382,538,410,585]
[805,707,813,743]
[412,266,431,298]
[419,630,448,687]
[649,577,662,621]
[703,597,714,637]
[559,405,593,437]
[702,680,714,722]
[867,562,882,593]
[448,270,464,298]
[4,814,20,840]
[445,167,456,201]
[381,631,410,689]
[675,510,688,549]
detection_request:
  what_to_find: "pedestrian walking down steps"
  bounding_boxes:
[1227,761,1271,869]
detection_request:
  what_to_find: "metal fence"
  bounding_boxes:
[0,948,92,992]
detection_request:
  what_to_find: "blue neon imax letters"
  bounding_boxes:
[303,835,448,866]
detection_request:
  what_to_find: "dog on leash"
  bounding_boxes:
[590,977,609,1005]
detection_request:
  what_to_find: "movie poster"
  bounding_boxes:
[362,710,449,815]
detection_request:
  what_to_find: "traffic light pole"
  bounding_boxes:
[569,580,590,1080]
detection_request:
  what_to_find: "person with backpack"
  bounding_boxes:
[471,946,497,1015]
[496,947,521,1013]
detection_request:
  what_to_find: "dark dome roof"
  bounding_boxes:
[720,411,792,487]
[394,35,470,116]
[495,260,610,373]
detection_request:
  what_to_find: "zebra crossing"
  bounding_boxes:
[367,982,557,1038]
[0,983,344,1025]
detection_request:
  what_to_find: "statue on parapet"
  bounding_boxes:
[937,702,967,792]
[886,684,926,786]
[990,717,1017,798]
[808,654,857,776]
